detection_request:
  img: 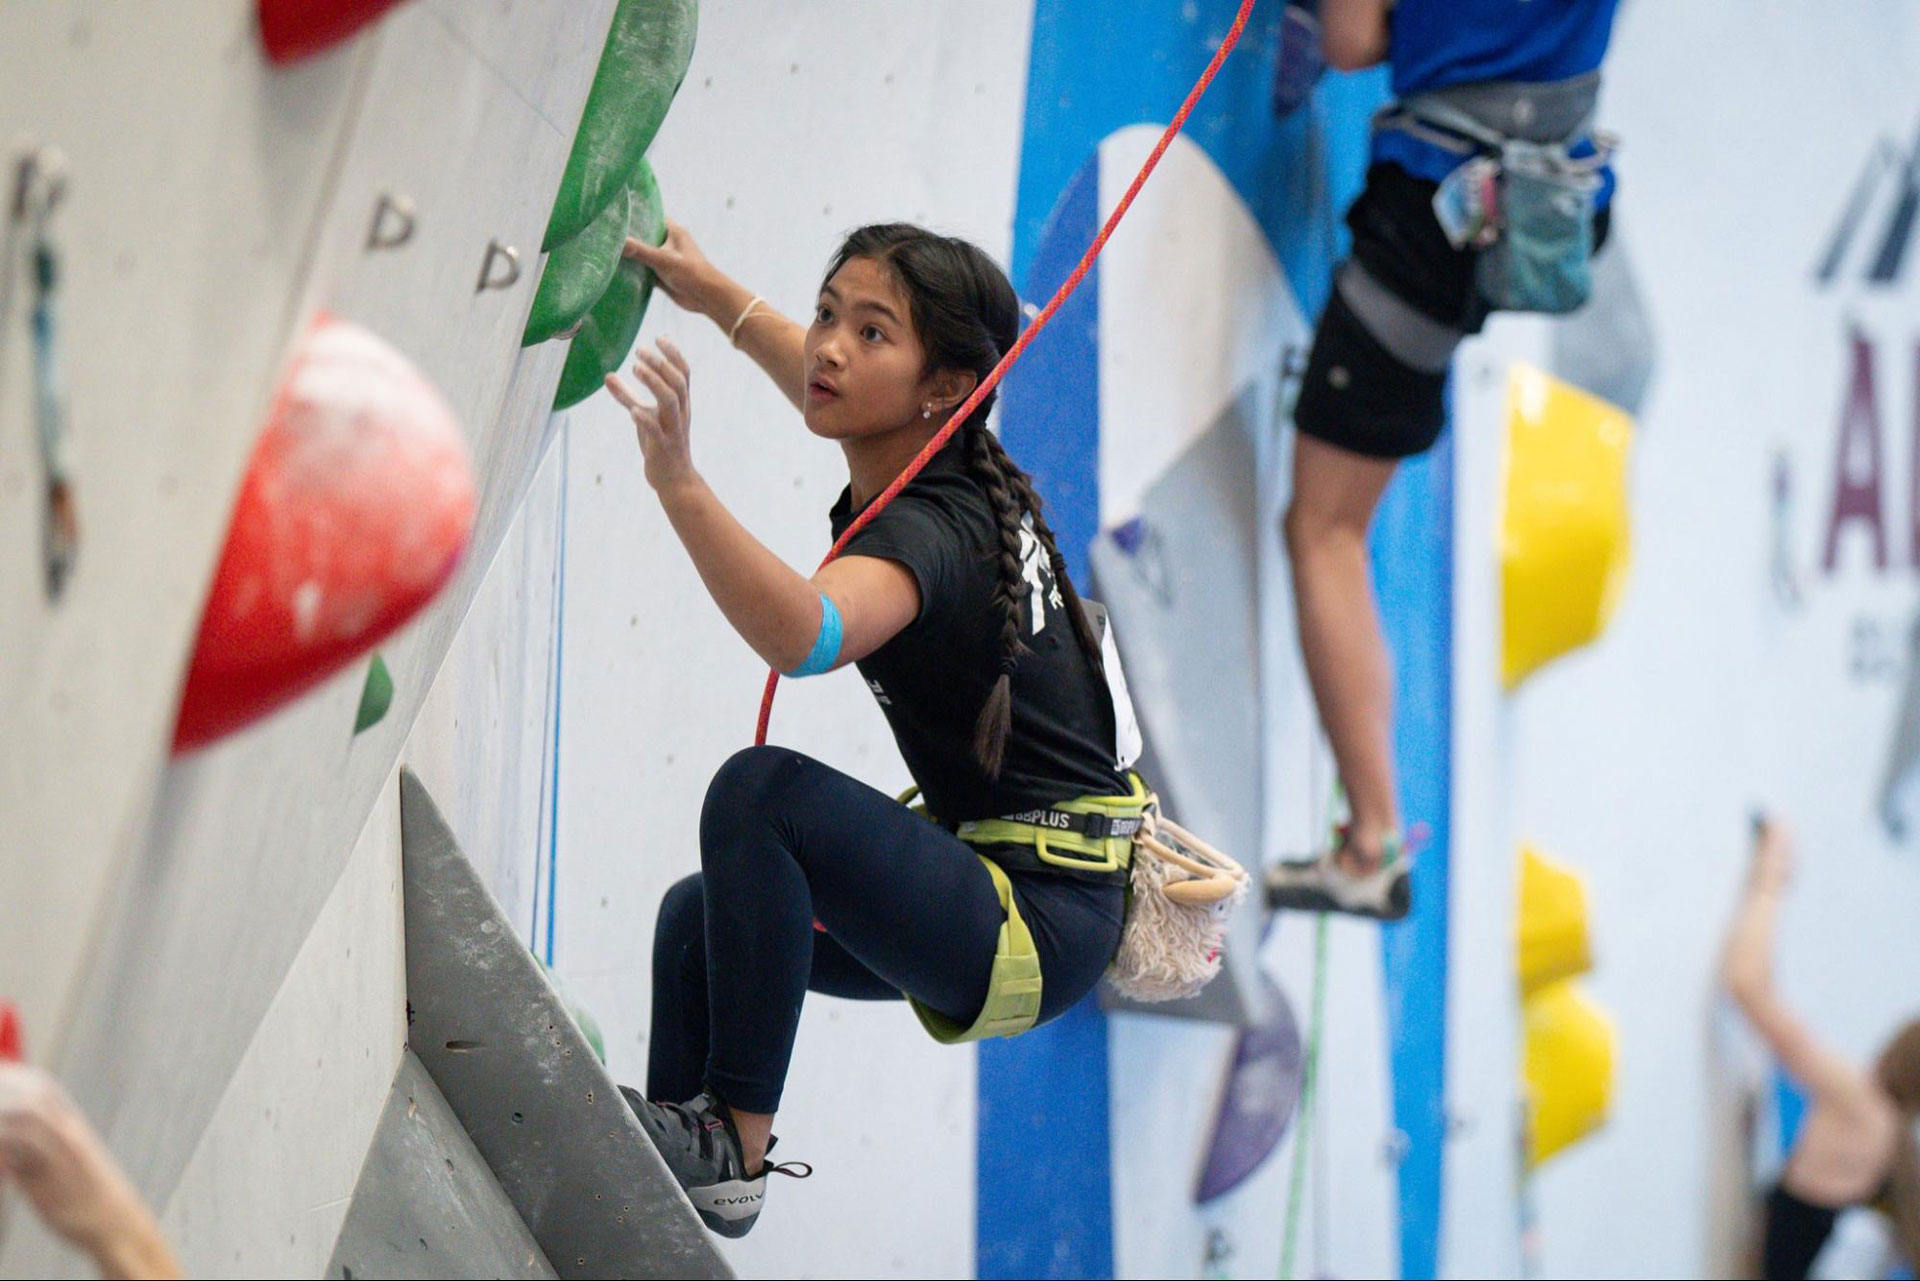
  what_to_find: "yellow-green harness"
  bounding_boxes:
[903,774,1150,1044]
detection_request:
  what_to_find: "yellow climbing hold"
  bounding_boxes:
[1500,363,1634,689]
[1517,844,1592,999]
[1522,979,1615,1167]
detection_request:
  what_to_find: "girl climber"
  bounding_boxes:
[1720,818,1920,1279]
[604,222,1146,1238]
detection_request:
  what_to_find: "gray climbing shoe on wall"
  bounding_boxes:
[619,1086,810,1238]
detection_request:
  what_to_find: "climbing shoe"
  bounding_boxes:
[619,1086,810,1238]
[1264,832,1413,921]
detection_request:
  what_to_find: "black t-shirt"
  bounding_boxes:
[829,439,1129,824]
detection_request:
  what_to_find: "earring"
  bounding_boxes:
[923,404,933,419]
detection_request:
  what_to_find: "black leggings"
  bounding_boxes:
[1762,1182,1841,1280]
[646,746,1126,1114]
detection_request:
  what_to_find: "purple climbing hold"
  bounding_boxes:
[1195,969,1305,1204]
[1272,1,1325,120]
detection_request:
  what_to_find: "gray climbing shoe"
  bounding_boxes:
[619,1086,809,1238]
[1264,831,1413,921]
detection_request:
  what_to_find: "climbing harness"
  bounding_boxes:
[910,850,1045,1045]
[955,772,1154,882]
[902,776,1246,1042]
[752,0,1257,747]
[895,783,1052,1044]
[12,147,77,601]
[1378,77,1615,314]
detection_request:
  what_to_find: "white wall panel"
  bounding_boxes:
[0,0,368,1057]
[3,9,610,1275]
[159,772,406,1280]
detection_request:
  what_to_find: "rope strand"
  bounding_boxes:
[756,0,1257,744]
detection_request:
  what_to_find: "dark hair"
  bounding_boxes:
[1876,1019,1920,1269]
[825,224,1105,778]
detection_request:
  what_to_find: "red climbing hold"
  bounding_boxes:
[172,314,475,754]
[257,0,409,66]
[0,1002,22,1063]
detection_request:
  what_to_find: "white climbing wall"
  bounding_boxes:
[0,0,371,1067]
[0,0,615,1273]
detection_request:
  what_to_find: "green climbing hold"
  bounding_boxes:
[524,186,633,347]
[353,652,393,735]
[571,999,608,1066]
[553,161,667,410]
[542,0,697,251]
[535,956,608,1066]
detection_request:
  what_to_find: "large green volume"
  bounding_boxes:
[553,161,666,410]
[542,0,697,251]
[523,187,633,346]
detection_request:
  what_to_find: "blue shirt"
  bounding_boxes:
[1372,0,1621,185]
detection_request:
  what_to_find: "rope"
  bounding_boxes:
[754,0,1257,746]
[540,419,572,967]
[1279,910,1331,1280]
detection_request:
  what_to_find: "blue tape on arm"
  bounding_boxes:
[787,592,844,678]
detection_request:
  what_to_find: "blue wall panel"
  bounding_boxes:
[990,4,1446,1275]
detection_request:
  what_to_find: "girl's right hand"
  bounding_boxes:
[624,221,723,319]
[605,337,698,496]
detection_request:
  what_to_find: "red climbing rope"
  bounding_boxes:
[756,0,1257,746]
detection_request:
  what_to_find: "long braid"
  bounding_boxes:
[976,425,1106,673]
[964,423,1109,779]
[966,423,1031,778]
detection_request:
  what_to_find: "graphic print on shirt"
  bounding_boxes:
[1020,517,1066,637]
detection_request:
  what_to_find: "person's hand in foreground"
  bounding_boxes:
[0,1063,180,1279]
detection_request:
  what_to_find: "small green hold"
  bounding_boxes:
[354,653,393,735]
[570,1000,608,1067]
[535,955,609,1066]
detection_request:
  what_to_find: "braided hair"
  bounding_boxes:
[826,225,1106,778]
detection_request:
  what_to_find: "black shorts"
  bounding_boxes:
[1295,162,1614,460]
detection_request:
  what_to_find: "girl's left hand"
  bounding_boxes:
[605,338,697,494]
